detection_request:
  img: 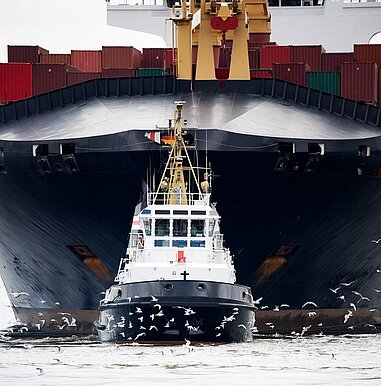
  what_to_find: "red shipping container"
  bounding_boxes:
[354,44,381,68]
[192,46,222,67]
[218,47,231,68]
[0,63,33,102]
[215,68,229,80]
[341,62,378,104]
[272,63,310,86]
[39,54,71,65]
[102,46,141,69]
[143,48,165,68]
[67,72,101,86]
[260,45,291,69]
[8,45,49,64]
[71,50,102,73]
[248,49,260,69]
[249,33,271,44]
[321,52,354,72]
[101,68,135,78]
[290,45,325,71]
[379,68,381,107]
[250,69,272,79]
[32,64,79,95]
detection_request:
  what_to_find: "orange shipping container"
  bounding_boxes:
[39,54,71,65]
[71,50,102,72]
[102,46,142,69]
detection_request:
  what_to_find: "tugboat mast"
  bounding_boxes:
[154,101,205,206]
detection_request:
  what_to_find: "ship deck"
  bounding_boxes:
[1,80,381,143]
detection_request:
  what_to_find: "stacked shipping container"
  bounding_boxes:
[2,43,381,107]
[8,45,49,64]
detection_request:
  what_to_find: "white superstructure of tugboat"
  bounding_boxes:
[96,102,255,343]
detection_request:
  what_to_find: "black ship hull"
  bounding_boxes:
[1,90,381,336]
[96,281,255,343]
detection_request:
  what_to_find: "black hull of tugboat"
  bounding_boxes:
[1,87,381,336]
[96,281,255,343]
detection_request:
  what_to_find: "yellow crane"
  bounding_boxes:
[171,0,271,80]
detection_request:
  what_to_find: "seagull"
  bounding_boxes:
[352,291,363,297]
[139,326,146,330]
[233,307,239,312]
[126,297,132,303]
[357,296,370,304]
[151,295,158,302]
[128,321,133,329]
[10,292,30,298]
[58,312,71,316]
[344,310,353,324]
[317,323,323,326]
[150,314,155,321]
[260,306,269,310]
[138,316,143,322]
[273,305,280,311]
[329,286,341,294]
[301,325,312,336]
[216,333,222,337]
[253,297,263,305]
[120,332,125,337]
[337,295,346,302]
[153,304,162,310]
[377,269,381,273]
[237,324,247,330]
[340,280,356,287]
[371,239,381,244]
[302,301,318,308]
[164,322,170,328]
[134,332,146,340]
[149,325,158,331]
[307,312,316,317]
[265,322,274,326]
[365,323,377,329]
[55,302,60,306]
[135,307,143,313]
[40,300,46,304]
[155,310,164,317]
[36,367,44,376]
[280,304,290,308]
[374,289,381,293]
[349,303,357,311]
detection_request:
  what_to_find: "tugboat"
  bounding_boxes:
[95,102,256,343]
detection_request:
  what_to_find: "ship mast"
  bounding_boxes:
[153,102,205,206]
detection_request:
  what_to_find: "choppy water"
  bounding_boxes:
[1,281,381,385]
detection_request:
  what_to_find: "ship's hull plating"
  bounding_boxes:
[1,108,381,336]
[96,281,255,343]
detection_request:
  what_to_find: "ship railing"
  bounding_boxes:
[213,233,224,250]
[148,192,210,206]
[128,232,144,249]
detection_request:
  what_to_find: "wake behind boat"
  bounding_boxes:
[95,102,255,343]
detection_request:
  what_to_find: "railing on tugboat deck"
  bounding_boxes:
[148,192,210,206]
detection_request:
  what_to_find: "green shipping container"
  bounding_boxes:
[136,68,164,77]
[307,71,340,96]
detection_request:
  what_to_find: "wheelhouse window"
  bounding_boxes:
[191,220,205,237]
[154,240,170,247]
[173,240,187,248]
[155,219,170,236]
[173,219,188,237]
[190,240,205,248]
[142,218,152,236]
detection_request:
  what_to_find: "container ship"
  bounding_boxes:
[1,0,381,336]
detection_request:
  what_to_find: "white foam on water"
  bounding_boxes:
[0,278,15,329]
